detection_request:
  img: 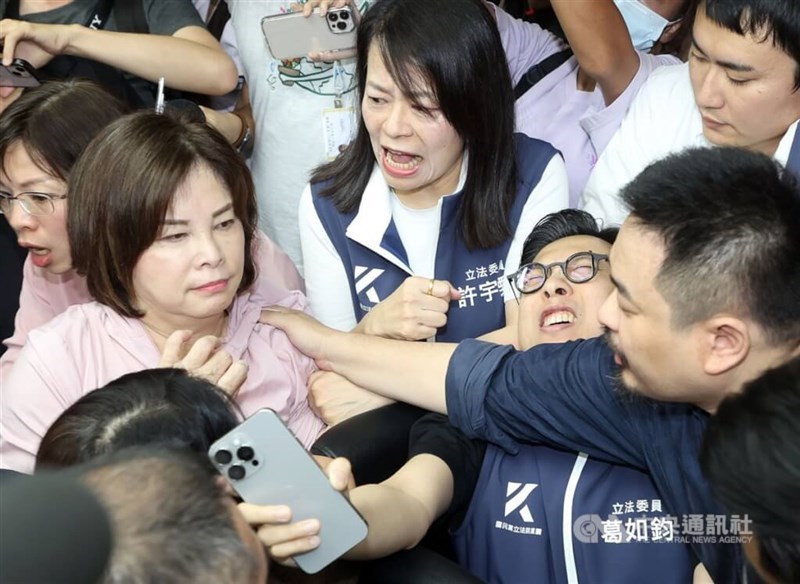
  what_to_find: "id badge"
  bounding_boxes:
[322,106,356,160]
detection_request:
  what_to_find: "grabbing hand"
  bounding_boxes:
[238,457,353,565]
[0,19,72,67]
[308,370,393,426]
[158,330,248,396]
[260,306,338,366]
[357,276,461,341]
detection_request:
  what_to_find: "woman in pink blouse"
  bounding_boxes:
[0,80,303,378]
[0,112,324,474]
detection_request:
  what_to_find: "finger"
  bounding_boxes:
[157,330,191,367]
[238,502,292,525]
[410,324,438,340]
[259,305,299,325]
[418,293,451,314]
[429,279,456,300]
[179,335,221,370]
[2,31,19,66]
[417,310,448,330]
[307,369,326,388]
[326,457,352,492]
[256,518,320,548]
[193,349,234,384]
[440,279,462,300]
[270,535,322,561]
[215,360,248,396]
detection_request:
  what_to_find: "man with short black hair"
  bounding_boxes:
[701,357,800,584]
[74,447,268,584]
[263,146,800,583]
[582,0,800,224]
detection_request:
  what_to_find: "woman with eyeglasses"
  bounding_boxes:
[252,209,694,584]
[0,111,325,475]
[0,80,302,378]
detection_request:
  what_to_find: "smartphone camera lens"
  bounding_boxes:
[340,11,350,20]
[237,446,255,461]
[214,449,232,465]
[228,465,246,481]
[337,21,347,30]
[328,12,339,22]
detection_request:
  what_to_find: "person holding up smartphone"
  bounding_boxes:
[226,0,374,273]
[0,0,238,112]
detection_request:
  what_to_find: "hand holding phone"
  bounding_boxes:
[261,4,360,61]
[237,457,353,564]
[209,409,367,574]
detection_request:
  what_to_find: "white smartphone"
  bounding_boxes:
[208,409,368,574]
[260,6,359,61]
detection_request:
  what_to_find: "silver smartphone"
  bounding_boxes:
[261,6,359,61]
[208,409,368,574]
[0,59,40,88]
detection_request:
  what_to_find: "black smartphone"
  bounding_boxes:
[0,59,41,88]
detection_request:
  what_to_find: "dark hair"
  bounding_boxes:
[36,369,240,469]
[0,79,128,181]
[621,146,800,346]
[311,0,518,249]
[68,112,259,317]
[520,209,618,265]
[73,446,262,583]
[701,0,800,89]
[700,357,800,584]
[659,0,699,59]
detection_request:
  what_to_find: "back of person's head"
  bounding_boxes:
[314,0,518,249]
[72,446,266,583]
[36,369,239,470]
[520,209,618,265]
[702,0,800,88]
[0,80,128,181]
[701,357,800,584]
[68,111,258,317]
[620,146,800,347]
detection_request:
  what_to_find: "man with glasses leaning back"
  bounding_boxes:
[263,146,800,583]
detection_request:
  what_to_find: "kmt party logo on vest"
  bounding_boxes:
[495,482,543,536]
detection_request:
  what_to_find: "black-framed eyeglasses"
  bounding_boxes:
[508,251,609,296]
[0,191,68,216]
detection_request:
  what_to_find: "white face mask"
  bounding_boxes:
[613,0,673,52]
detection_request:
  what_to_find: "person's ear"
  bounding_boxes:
[702,316,750,376]
[658,19,683,45]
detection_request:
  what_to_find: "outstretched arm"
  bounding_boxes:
[346,454,454,559]
[262,307,454,413]
[549,0,639,105]
[0,20,238,95]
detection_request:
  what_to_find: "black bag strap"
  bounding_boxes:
[112,0,148,34]
[86,0,114,30]
[205,0,231,42]
[513,47,573,101]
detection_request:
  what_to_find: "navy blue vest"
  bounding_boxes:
[452,444,694,584]
[310,134,558,341]
[787,123,800,179]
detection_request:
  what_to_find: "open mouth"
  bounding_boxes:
[540,309,577,328]
[383,147,420,172]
